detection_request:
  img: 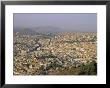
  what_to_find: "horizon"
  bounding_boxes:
[14,13,97,32]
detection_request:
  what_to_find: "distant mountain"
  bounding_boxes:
[14,26,63,35]
[14,27,37,35]
[34,26,63,34]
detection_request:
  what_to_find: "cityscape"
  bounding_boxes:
[13,13,97,75]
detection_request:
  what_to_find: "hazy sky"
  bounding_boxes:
[14,13,97,32]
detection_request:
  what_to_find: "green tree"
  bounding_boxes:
[79,60,97,75]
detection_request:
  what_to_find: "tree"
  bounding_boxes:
[79,60,97,75]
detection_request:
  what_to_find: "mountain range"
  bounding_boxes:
[14,26,63,35]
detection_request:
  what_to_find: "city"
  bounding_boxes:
[13,32,97,75]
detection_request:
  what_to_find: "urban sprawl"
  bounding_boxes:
[13,32,97,75]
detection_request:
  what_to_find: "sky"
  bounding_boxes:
[13,13,97,32]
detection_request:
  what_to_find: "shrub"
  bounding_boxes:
[79,60,97,75]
